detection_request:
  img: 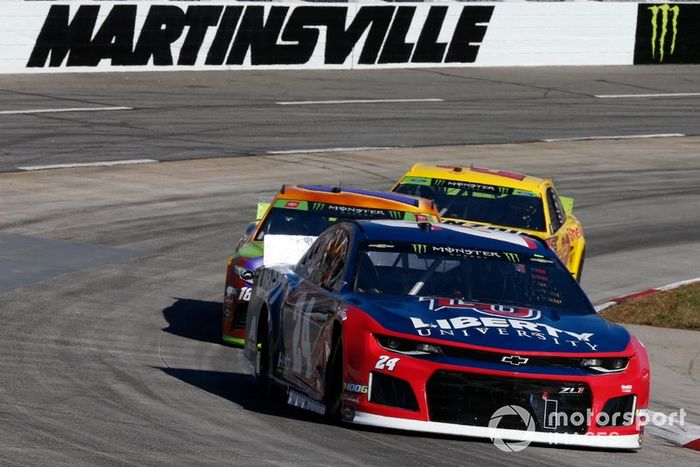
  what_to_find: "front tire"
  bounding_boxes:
[324,335,344,422]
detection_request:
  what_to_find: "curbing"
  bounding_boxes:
[646,411,700,452]
[594,277,700,312]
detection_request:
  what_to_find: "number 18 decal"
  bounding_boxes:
[375,355,400,371]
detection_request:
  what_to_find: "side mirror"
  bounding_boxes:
[256,201,271,221]
[559,196,574,215]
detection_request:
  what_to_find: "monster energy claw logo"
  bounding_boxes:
[412,244,428,254]
[649,4,680,62]
[504,252,520,262]
[434,179,446,187]
[389,211,403,220]
[312,202,325,211]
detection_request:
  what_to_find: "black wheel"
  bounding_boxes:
[576,247,586,283]
[324,335,343,422]
[256,316,271,393]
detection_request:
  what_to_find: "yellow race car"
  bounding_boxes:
[392,163,586,280]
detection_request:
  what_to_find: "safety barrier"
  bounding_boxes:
[1,2,697,73]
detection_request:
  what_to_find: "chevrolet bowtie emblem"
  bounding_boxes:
[501,355,529,366]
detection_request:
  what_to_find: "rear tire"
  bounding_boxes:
[324,335,344,422]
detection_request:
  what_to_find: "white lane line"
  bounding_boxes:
[17,159,158,171]
[0,106,132,115]
[596,92,700,99]
[276,98,443,105]
[268,146,394,155]
[541,133,685,143]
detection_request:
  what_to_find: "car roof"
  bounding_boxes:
[400,163,547,192]
[275,185,438,213]
[353,220,550,255]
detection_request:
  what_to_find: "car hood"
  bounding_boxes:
[346,295,630,353]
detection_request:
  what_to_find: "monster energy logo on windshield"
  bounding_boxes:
[412,244,428,254]
[388,211,403,220]
[504,252,520,262]
[312,202,325,211]
[649,4,679,62]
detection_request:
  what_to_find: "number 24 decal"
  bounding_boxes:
[375,355,400,371]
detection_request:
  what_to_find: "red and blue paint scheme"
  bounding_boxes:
[244,220,650,449]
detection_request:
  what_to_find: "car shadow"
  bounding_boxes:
[161,297,222,345]
[156,367,318,421]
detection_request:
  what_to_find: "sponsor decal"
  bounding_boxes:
[560,386,585,394]
[311,202,325,211]
[285,201,300,208]
[374,355,400,371]
[501,355,528,366]
[28,4,494,69]
[504,252,520,263]
[634,4,700,64]
[420,297,542,320]
[621,384,633,393]
[325,205,388,217]
[433,178,497,193]
[409,243,506,260]
[411,243,428,254]
[388,210,404,220]
[343,382,369,394]
[648,4,679,62]
[409,313,597,350]
[341,403,356,421]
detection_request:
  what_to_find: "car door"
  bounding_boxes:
[280,225,352,393]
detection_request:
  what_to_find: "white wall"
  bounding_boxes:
[0,2,639,73]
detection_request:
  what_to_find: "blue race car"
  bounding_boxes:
[243,220,649,449]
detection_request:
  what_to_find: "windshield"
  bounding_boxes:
[255,200,429,240]
[394,179,545,231]
[353,241,592,314]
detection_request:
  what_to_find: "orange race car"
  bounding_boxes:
[392,164,586,281]
[222,185,440,345]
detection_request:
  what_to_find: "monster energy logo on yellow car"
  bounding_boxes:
[649,4,679,62]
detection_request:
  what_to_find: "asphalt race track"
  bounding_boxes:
[1,66,700,171]
[1,67,699,466]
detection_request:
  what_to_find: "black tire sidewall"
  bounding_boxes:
[324,335,343,421]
